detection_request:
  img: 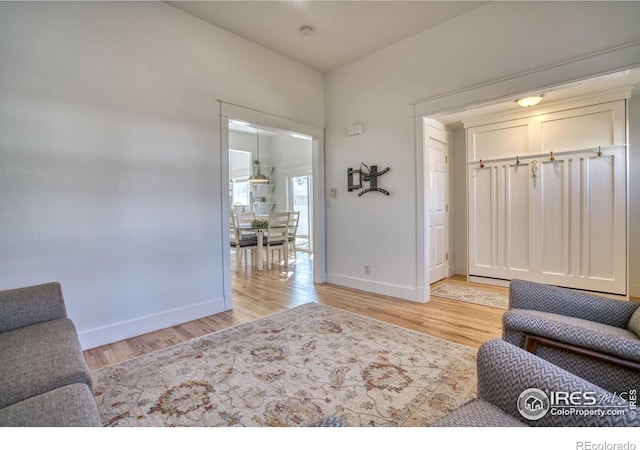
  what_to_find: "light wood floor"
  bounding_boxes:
[84,253,506,371]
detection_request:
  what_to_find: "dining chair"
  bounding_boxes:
[265,211,290,270]
[235,210,259,247]
[235,211,256,233]
[287,210,300,263]
[231,211,258,271]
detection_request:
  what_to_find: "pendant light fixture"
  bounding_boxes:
[249,127,269,183]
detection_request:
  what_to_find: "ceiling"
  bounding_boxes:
[169,1,640,127]
[167,1,484,73]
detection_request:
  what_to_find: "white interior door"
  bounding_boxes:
[426,120,449,283]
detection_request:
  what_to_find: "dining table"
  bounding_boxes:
[235,223,288,270]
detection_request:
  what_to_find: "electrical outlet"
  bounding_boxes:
[364,264,371,275]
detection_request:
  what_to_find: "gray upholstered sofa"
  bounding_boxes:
[502,279,640,394]
[433,339,640,427]
[0,282,101,426]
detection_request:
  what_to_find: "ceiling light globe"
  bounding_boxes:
[516,95,542,108]
[299,25,314,37]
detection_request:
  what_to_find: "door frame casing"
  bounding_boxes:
[413,40,640,304]
[219,101,326,311]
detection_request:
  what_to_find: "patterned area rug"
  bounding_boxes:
[92,303,477,427]
[431,282,509,309]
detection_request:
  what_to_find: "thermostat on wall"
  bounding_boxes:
[347,123,363,136]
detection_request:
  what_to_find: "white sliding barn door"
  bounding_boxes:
[467,97,627,295]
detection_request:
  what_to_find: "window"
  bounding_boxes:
[229,150,252,209]
[232,180,250,207]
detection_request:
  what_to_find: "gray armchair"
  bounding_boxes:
[433,339,640,427]
[502,279,640,394]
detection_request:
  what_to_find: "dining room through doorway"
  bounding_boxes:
[228,119,314,274]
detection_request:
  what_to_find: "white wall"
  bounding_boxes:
[229,130,311,212]
[324,1,640,300]
[451,128,467,277]
[0,2,323,348]
[629,88,640,296]
[229,130,275,166]
[270,134,313,211]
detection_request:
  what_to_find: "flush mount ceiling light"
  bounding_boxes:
[516,95,543,108]
[299,25,314,37]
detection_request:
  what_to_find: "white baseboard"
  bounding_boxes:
[471,276,633,300]
[326,273,418,302]
[78,296,227,350]
[469,276,510,288]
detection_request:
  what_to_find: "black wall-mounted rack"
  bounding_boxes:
[348,163,390,197]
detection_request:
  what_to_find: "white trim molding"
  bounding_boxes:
[326,273,417,302]
[219,101,324,138]
[413,40,640,118]
[79,296,226,350]
[413,40,640,300]
[219,101,327,285]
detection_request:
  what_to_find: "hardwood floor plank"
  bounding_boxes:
[84,252,505,370]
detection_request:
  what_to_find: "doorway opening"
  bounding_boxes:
[287,172,313,254]
[228,119,313,261]
[419,67,640,302]
[219,101,326,311]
